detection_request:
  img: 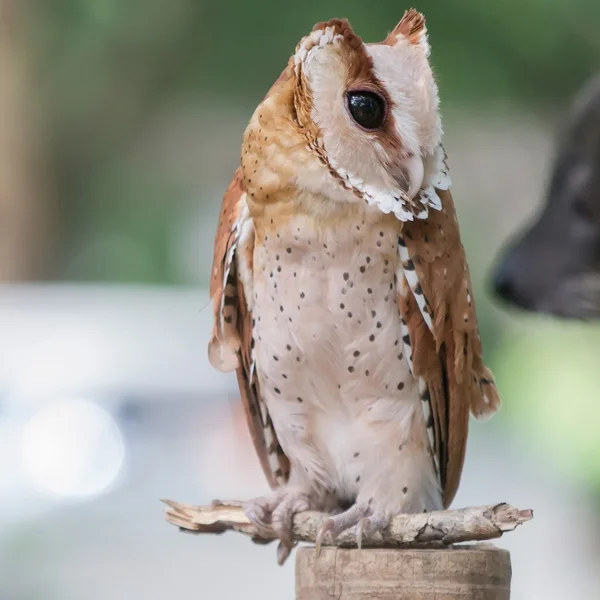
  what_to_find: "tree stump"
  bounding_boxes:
[295,545,511,600]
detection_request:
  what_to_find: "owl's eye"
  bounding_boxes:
[346,91,386,130]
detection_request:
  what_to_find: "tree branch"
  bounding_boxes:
[162,499,533,548]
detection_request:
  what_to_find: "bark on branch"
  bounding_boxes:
[162,499,532,548]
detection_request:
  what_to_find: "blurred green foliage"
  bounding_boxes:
[494,320,600,494]
[28,0,600,284]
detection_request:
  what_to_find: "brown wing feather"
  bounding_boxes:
[208,168,290,490]
[208,169,245,372]
[399,187,500,507]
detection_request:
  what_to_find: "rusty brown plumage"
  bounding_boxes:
[385,8,427,46]
[208,170,244,372]
[399,187,500,506]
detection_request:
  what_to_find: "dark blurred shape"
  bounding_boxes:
[492,73,600,319]
[492,250,534,312]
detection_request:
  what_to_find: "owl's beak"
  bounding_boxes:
[391,152,424,201]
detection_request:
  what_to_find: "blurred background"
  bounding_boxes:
[1,1,600,598]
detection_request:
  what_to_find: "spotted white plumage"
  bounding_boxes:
[232,208,287,485]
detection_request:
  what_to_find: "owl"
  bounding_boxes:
[208,10,500,563]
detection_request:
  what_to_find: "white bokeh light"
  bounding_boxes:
[20,398,125,498]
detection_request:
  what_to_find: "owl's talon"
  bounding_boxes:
[315,518,336,556]
[272,522,294,548]
[243,488,314,561]
[243,497,276,539]
[277,541,294,566]
[243,501,267,526]
[271,491,310,548]
[356,517,371,550]
[315,504,392,551]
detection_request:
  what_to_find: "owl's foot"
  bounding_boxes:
[243,488,313,565]
[315,503,391,554]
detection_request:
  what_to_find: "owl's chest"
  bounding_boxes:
[252,215,415,405]
[250,216,419,492]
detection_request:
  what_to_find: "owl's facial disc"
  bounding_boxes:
[290,16,449,221]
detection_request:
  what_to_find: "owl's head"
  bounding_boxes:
[242,10,450,221]
[291,10,449,220]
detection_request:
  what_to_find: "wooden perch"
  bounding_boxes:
[296,546,513,599]
[162,499,532,548]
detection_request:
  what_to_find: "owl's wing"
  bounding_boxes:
[397,187,500,507]
[208,168,290,490]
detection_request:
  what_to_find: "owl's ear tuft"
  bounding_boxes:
[386,9,428,49]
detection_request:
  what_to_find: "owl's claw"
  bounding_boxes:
[358,513,390,546]
[315,505,391,552]
[315,518,336,556]
[356,517,371,550]
[243,500,271,534]
[271,492,309,548]
[243,488,312,562]
[315,504,371,553]
[277,541,293,566]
